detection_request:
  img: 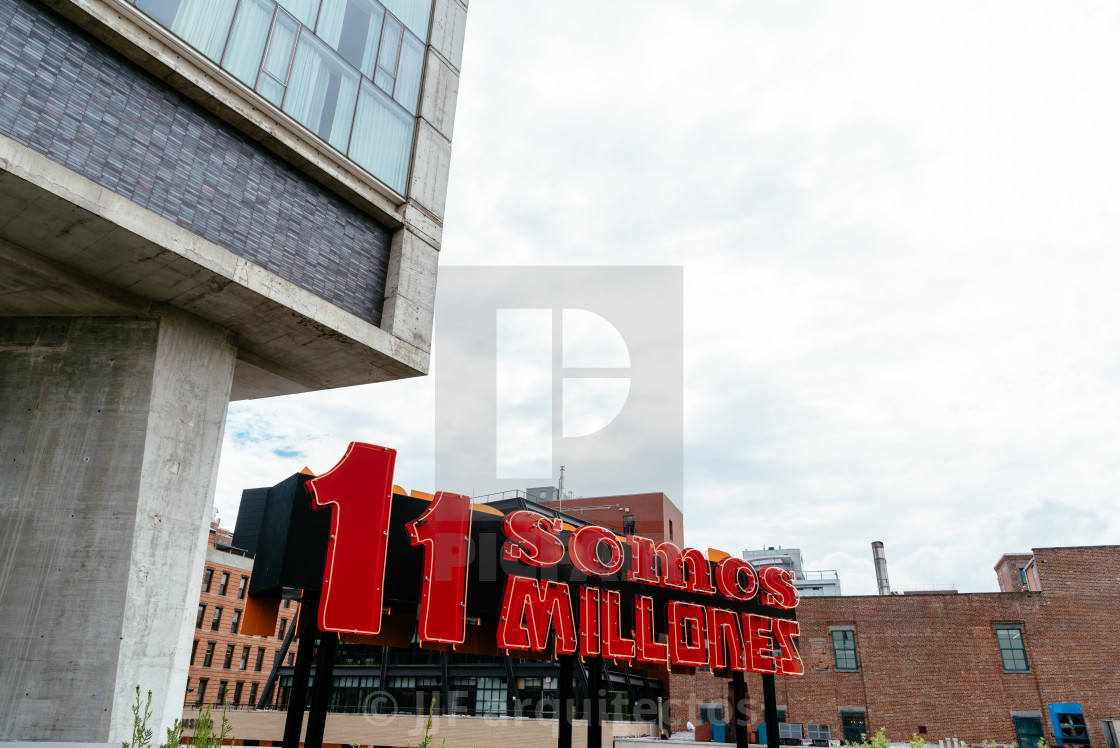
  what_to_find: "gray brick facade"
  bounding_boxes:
[0,0,391,324]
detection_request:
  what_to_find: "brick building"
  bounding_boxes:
[185,523,298,711]
[671,545,1120,748]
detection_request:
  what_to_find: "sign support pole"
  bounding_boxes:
[304,630,338,748]
[732,671,749,748]
[282,591,321,748]
[558,654,574,748]
[587,655,603,748]
[762,673,779,748]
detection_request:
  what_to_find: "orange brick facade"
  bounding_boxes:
[543,492,684,544]
[184,524,297,710]
[668,546,1120,746]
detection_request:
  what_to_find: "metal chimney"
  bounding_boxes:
[872,541,891,596]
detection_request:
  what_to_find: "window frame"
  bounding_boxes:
[995,624,1030,672]
[831,626,859,671]
[219,572,230,596]
[223,644,235,669]
[203,641,216,668]
[211,607,224,631]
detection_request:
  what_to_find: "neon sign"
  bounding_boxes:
[266,441,804,677]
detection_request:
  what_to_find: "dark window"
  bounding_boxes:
[255,647,266,672]
[623,515,636,535]
[237,576,248,599]
[284,599,291,609]
[223,644,235,669]
[249,682,259,707]
[240,645,250,670]
[211,607,223,631]
[288,652,294,665]
[196,604,206,628]
[219,572,230,596]
[996,626,1029,672]
[203,642,216,668]
[699,704,723,723]
[202,568,213,593]
[278,618,288,638]
[832,629,858,671]
[1015,716,1045,748]
[841,711,867,744]
[668,520,673,540]
[230,610,242,634]
[233,681,244,706]
[1018,565,1029,586]
[195,679,208,706]
[191,640,199,665]
[218,680,229,704]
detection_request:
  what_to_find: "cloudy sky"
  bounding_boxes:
[216,1,1120,595]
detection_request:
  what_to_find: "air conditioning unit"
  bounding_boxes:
[807,724,832,746]
[1049,703,1091,746]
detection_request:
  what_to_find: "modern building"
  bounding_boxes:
[741,547,842,598]
[0,0,468,742]
[675,545,1120,747]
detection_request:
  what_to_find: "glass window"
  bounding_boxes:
[202,568,213,592]
[137,0,237,61]
[191,640,199,664]
[240,645,250,670]
[1018,565,1029,586]
[278,618,288,638]
[218,680,229,704]
[832,628,858,671]
[381,0,431,38]
[317,0,385,78]
[393,30,423,114]
[211,607,223,631]
[249,682,260,707]
[237,576,248,599]
[255,647,266,671]
[195,678,208,706]
[349,80,413,193]
[233,681,244,705]
[1015,716,1045,748]
[623,515,636,535]
[230,610,242,634]
[222,0,275,87]
[288,652,295,665]
[257,8,300,105]
[376,13,403,78]
[278,0,320,25]
[996,626,1029,672]
[219,572,230,596]
[223,644,235,669]
[203,642,216,667]
[196,604,206,628]
[284,31,361,151]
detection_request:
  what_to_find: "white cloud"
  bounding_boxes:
[216,1,1120,593]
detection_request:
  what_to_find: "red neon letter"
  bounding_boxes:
[497,575,576,654]
[715,557,758,602]
[744,613,776,674]
[626,536,659,585]
[306,442,396,635]
[667,601,708,667]
[502,510,565,567]
[706,607,745,671]
[682,548,717,595]
[654,542,686,589]
[569,525,624,577]
[406,491,473,645]
[601,589,635,661]
[759,565,799,610]
[635,595,668,665]
[772,618,804,676]
[580,586,601,657]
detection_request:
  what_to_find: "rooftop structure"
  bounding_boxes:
[741,547,842,597]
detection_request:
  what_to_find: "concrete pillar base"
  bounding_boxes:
[0,309,236,742]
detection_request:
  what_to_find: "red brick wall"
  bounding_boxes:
[185,536,295,711]
[545,493,684,544]
[994,554,1034,593]
[665,546,1120,745]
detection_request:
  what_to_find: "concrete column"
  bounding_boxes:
[0,309,236,744]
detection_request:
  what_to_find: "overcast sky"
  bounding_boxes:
[215,1,1120,595]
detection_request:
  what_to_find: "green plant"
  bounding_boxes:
[1038,739,1048,748]
[407,697,445,748]
[123,686,183,748]
[910,734,928,748]
[192,696,234,748]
